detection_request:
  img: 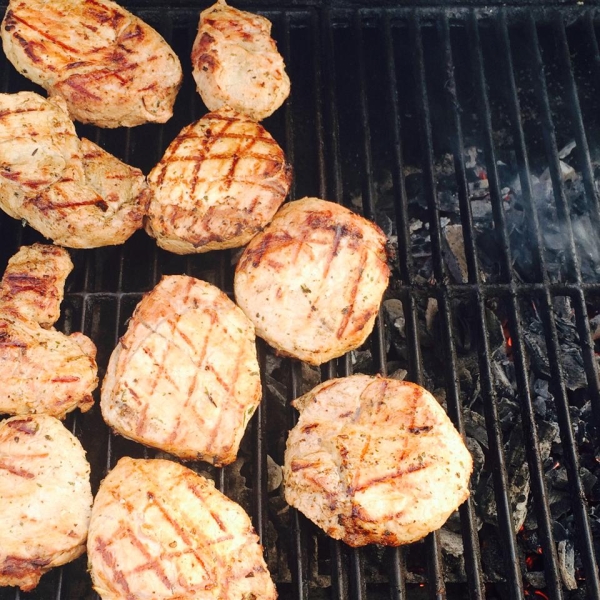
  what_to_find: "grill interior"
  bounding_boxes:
[1,2,600,599]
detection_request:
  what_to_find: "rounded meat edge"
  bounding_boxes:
[0,414,92,591]
[234,197,390,365]
[283,375,473,547]
[88,457,277,599]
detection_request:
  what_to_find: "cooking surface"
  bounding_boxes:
[1,2,600,599]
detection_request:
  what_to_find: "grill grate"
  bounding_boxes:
[1,3,600,600]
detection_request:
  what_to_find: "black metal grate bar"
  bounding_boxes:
[437,13,485,599]
[494,11,565,599]
[468,10,525,598]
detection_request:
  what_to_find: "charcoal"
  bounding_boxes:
[440,528,466,582]
[547,465,570,490]
[549,489,572,520]
[470,199,493,221]
[590,313,600,341]
[383,298,405,338]
[523,328,551,380]
[466,437,485,489]
[480,529,508,583]
[524,572,546,588]
[442,224,468,283]
[557,539,578,590]
[266,373,287,408]
[497,397,520,430]
[533,396,547,418]
[351,349,372,371]
[492,358,516,398]
[561,347,587,390]
[537,420,559,459]
[389,367,408,381]
[464,408,489,449]
[579,467,597,496]
[267,455,282,493]
[476,424,530,531]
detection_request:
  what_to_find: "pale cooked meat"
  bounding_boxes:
[0,244,98,418]
[1,0,182,128]
[88,457,277,600]
[284,376,473,547]
[0,243,73,328]
[234,197,390,365]
[146,107,292,254]
[0,414,92,591]
[0,92,150,248]
[101,275,261,465]
[192,0,290,121]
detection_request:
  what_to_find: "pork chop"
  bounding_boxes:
[146,106,292,254]
[192,0,290,121]
[0,92,150,248]
[0,244,98,418]
[88,457,277,599]
[284,376,473,546]
[101,275,261,465]
[1,0,182,127]
[0,414,92,591]
[234,197,390,365]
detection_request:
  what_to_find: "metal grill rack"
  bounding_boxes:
[1,3,600,599]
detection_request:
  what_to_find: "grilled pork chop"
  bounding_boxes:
[0,92,150,248]
[284,376,473,547]
[0,414,92,591]
[0,244,98,418]
[146,107,292,254]
[1,0,182,127]
[192,0,290,121]
[101,275,261,465]
[234,198,390,365]
[88,457,277,600]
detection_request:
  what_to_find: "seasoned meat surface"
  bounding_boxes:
[1,0,182,127]
[88,457,277,600]
[192,0,290,121]
[234,197,390,365]
[0,414,92,591]
[146,107,292,254]
[284,376,473,547]
[0,92,150,248]
[0,244,98,418]
[0,243,73,328]
[101,275,261,465]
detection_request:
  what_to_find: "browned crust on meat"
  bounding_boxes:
[234,198,390,365]
[1,0,182,127]
[284,377,473,547]
[191,0,290,121]
[147,107,292,254]
[88,457,277,599]
[101,276,261,464]
[0,414,92,591]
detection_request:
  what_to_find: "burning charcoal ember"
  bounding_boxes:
[557,539,578,590]
[442,224,468,283]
